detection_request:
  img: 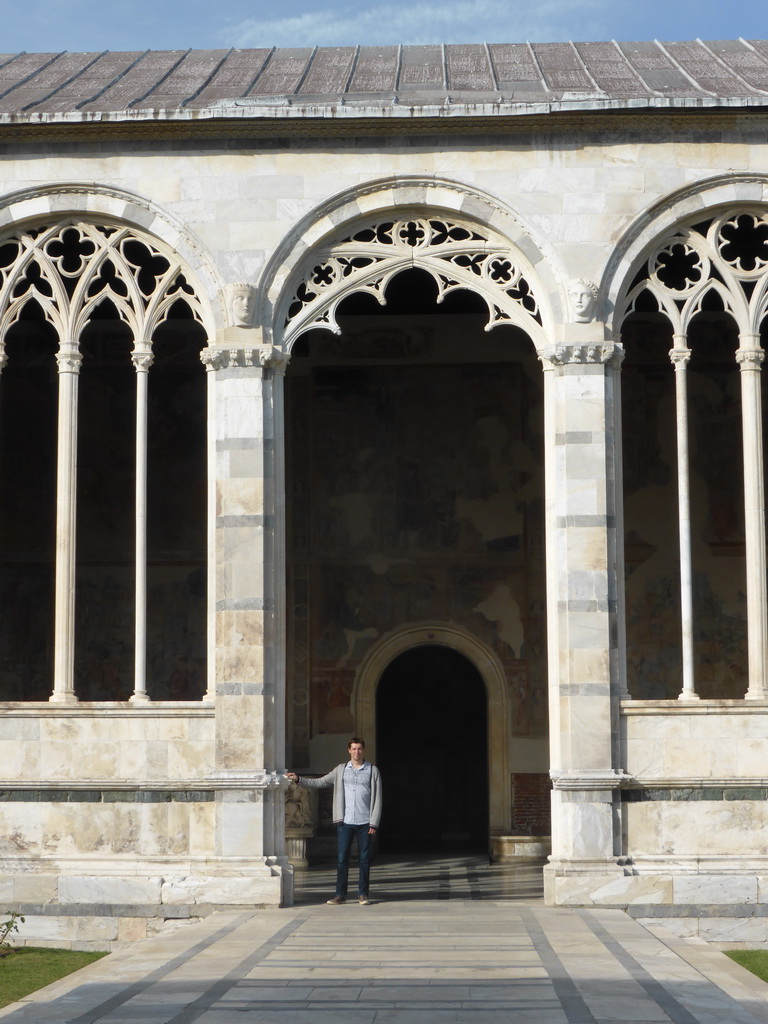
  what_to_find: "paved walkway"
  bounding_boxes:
[3,856,768,1023]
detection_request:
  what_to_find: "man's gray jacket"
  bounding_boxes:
[297,763,382,829]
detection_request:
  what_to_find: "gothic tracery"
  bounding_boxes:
[282,215,544,345]
[0,221,204,350]
[621,209,768,334]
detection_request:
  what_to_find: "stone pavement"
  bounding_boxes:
[3,855,768,1024]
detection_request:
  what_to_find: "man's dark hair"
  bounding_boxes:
[348,737,365,748]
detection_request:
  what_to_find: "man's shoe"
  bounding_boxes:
[358,895,370,905]
[326,896,346,905]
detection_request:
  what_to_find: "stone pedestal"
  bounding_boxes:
[285,786,318,869]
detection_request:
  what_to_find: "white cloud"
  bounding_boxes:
[220,0,610,49]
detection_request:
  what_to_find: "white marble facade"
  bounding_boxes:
[3,48,768,946]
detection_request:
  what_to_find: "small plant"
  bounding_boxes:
[0,912,25,957]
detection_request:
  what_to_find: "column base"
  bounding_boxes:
[48,691,78,704]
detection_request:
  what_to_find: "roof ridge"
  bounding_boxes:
[606,39,656,96]
[698,38,768,96]
[568,40,600,94]
[0,52,65,104]
[343,45,360,94]
[75,50,149,111]
[654,39,718,97]
[181,49,234,108]
[20,51,108,113]
[482,41,500,95]
[294,46,317,96]
[525,41,547,96]
[128,49,191,108]
[244,46,275,96]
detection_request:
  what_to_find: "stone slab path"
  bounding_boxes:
[2,856,768,1024]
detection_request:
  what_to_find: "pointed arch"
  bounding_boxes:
[605,173,768,334]
[0,186,216,704]
[610,177,768,702]
[0,183,222,337]
[260,175,558,351]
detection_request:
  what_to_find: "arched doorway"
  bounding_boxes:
[376,644,488,852]
[280,200,549,851]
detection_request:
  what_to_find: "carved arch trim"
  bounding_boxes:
[351,621,513,835]
[605,173,768,335]
[0,183,221,335]
[260,175,558,350]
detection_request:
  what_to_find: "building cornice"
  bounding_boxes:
[0,106,766,145]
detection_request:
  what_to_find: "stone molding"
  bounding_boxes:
[621,699,768,714]
[622,785,768,801]
[550,769,630,791]
[206,770,289,789]
[0,787,215,802]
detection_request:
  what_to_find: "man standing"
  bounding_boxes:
[286,737,382,905]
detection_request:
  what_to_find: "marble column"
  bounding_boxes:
[670,341,698,700]
[737,338,768,699]
[539,326,628,904]
[51,338,82,704]
[130,346,153,704]
[201,339,293,906]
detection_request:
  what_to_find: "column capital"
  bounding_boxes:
[736,346,765,369]
[669,346,691,368]
[0,347,7,374]
[539,341,623,368]
[200,344,290,373]
[55,349,83,373]
[131,350,154,372]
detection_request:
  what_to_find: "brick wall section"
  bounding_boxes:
[511,773,552,834]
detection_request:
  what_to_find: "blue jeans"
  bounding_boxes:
[335,823,371,899]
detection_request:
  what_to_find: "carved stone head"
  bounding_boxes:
[567,279,599,323]
[227,283,256,327]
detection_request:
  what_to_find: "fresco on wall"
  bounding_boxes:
[622,317,749,699]
[286,327,547,743]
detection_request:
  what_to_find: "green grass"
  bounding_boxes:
[0,947,108,1008]
[725,949,768,983]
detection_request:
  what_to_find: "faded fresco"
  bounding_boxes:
[286,314,547,762]
[622,317,749,699]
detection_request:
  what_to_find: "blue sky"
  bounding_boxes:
[3,0,767,53]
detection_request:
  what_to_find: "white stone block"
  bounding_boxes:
[14,874,57,902]
[637,917,700,940]
[700,917,768,944]
[161,872,280,905]
[58,875,163,905]
[673,875,758,905]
